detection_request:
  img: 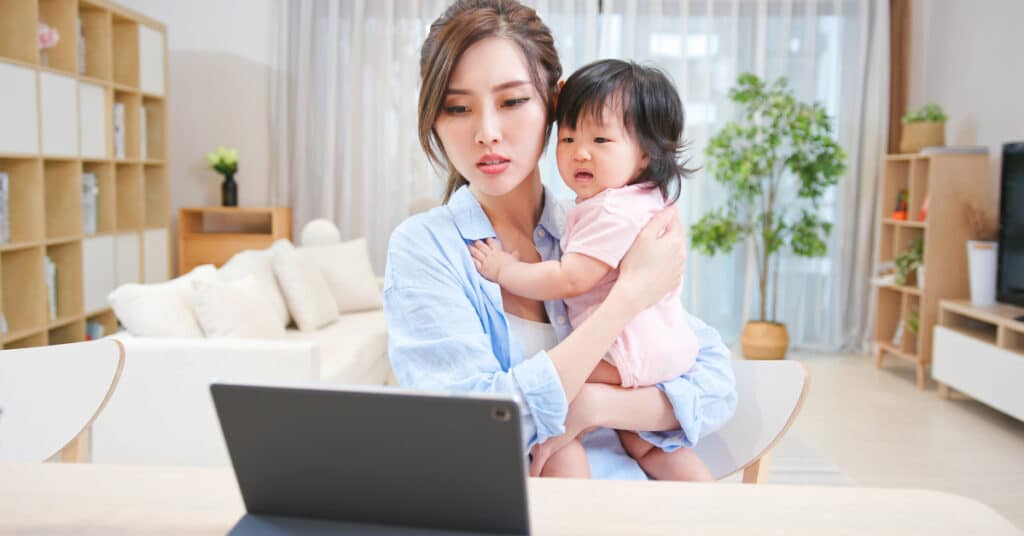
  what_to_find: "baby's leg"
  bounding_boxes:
[618,430,713,482]
[539,438,591,478]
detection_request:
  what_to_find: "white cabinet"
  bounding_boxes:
[79,83,107,158]
[115,232,140,287]
[143,228,169,283]
[39,72,79,156]
[83,235,116,312]
[0,62,39,154]
[138,25,164,95]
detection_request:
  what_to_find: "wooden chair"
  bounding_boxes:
[695,359,810,484]
[0,339,125,463]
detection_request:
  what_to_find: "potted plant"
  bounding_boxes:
[899,102,947,154]
[893,237,924,287]
[964,202,999,305]
[38,22,59,67]
[691,73,846,360]
[206,146,239,207]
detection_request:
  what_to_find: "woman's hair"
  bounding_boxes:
[418,0,562,203]
[556,59,695,203]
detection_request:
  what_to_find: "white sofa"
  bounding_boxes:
[91,239,393,467]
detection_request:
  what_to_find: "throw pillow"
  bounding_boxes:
[302,238,382,313]
[272,240,339,332]
[107,264,218,337]
[193,275,286,339]
[218,246,291,328]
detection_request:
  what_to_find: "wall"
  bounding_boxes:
[908,0,1024,197]
[116,0,277,273]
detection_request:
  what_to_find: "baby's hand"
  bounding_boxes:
[469,238,519,283]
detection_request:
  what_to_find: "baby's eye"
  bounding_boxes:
[502,97,530,107]
[560,137,574,143]
[594,137,610,143]
[443,105,469,115]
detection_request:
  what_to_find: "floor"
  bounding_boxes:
[784,350,1024,529]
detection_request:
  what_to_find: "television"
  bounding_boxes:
[996,142,1024,308]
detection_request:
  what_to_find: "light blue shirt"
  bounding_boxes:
[383,185,737,480]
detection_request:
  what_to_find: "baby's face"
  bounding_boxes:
[556,106,648,201]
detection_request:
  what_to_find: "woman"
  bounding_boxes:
[383,0,736,480]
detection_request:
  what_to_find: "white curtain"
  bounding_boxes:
[270,0,888,352]
[270,0,446,270]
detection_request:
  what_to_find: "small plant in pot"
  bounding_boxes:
[899,102,947,154]
[964,202,999,305]
[206,146,239,207]
[691,73,846,360]
[893,237,924,287]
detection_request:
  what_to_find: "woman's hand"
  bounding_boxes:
[614,206,686,313]
[529,384,603,476]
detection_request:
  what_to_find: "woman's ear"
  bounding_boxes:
[552,79,565,110]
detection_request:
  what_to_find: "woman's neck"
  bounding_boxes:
[473,168,544,238]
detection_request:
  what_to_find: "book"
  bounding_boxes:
[44,255,58,321]
[114,103,126,159]
[78,17,86,75]
[82,172,99,234]
[140,105,147,160]
[920,146,989,155]
[0,172,9,244]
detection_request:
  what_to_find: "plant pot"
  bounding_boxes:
[221,173,238,207]
[899,121,945,153]
[917,266,925,289]
[740,321,789,360]
[967,240,998,305]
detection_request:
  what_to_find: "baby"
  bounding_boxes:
[471,59,712,481]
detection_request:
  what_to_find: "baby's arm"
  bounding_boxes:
[469,238,611,301]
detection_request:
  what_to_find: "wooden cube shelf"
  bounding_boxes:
[0,158,45,246]
[0,0,40,66]
[79,2,113,80]
[115,163,142,230]
[0,0,168,348]
[38,0,78,73]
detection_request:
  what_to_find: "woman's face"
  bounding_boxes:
[433,37,549,198]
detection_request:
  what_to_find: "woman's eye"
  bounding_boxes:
[502,97,530,107]
[594,137,609,143]
[443,105,469,115]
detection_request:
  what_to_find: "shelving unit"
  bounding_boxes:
[0,0,169,348]
[178,207,292,274]
[872,152,994,389]
[933,300,1024,421]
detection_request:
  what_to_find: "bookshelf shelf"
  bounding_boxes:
[0,0,168,348]
[873,153,994,389]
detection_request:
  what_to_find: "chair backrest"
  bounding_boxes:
[694,359,809,480]
[0,339,124,462]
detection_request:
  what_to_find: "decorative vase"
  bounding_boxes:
[740,321,789,360]
[221,173,238,207]
[967,240,998,305]
[917,266,925,289]
[40,49,49,67]
[899,121,945,153]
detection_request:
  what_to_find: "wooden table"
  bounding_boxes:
[0,463,1018,535]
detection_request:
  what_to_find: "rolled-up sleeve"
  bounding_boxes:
[384,227,568,450]
[638,312,737,450]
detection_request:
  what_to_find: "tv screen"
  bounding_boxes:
[997,142,1024,308]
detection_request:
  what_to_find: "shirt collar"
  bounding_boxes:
[447,184,566,241]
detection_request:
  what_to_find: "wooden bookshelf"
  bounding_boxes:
[0,0,169,348]
[872,152,995,389]
[178,207,292,274]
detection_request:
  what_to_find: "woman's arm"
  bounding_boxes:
[470,239,611,300]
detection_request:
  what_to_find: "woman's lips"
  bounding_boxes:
[477,154,510,175]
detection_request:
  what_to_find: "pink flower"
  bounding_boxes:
[38,22,59,49]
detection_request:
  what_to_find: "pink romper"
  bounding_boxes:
[562,184,699,388]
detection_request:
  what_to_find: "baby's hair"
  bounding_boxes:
[555,59,695,203]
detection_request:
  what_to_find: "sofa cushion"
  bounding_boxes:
[273,240,339,332]
[193,276,287,339]
[285,309,390,385]
[107,264,218,337]
[218,245,291,328]
[303,238,383,314]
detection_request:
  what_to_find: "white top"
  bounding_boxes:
[506,314,559,358]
